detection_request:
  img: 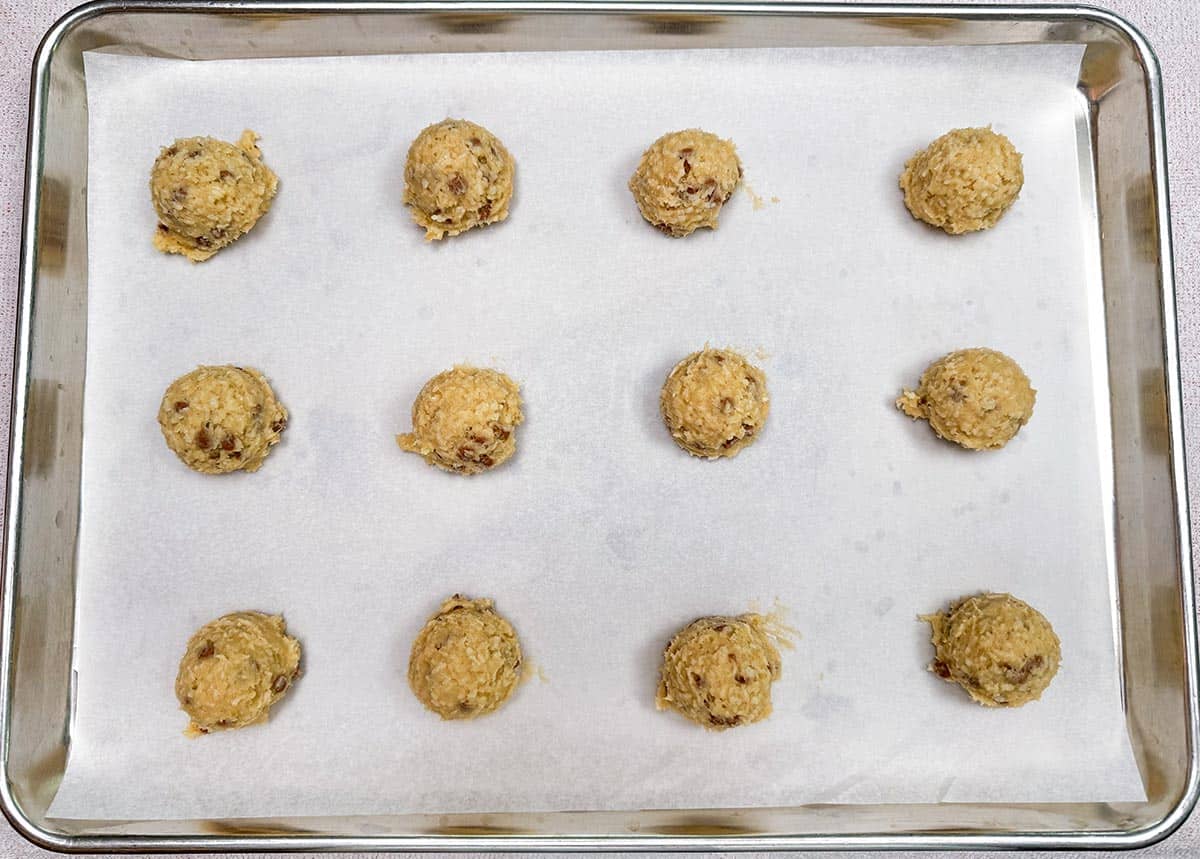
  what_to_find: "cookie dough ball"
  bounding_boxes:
[629,129,742,237]
[158,365,288,474]
[899,127,1023,234]
[396,366,523,475]
[922,593,1060,707]
[661,348,769,458]
[657,614,781,730]
[896,348,1035,451]
[175,611,301,736]
[403,119,515,240]
[408,595,523,719]
[150,131,278,262]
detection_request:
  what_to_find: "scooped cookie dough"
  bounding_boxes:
[150,130,278,262]
[922,592,1060,707]
[661,348,769,458]
[897,348,1035,451]
[396,366,523,475]
[158,365,288,474]
[657,614,782,730]
[899,127,1023,234]
[175,611,301,737]
[403,119,515,240]
[629,129,742,237]
[408,595,523,720]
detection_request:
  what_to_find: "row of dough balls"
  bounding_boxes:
[175,591,1061,737]
[156,347,1036,476]
[148,122,1024,261]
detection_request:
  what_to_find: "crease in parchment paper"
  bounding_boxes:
[49,44,1144,820]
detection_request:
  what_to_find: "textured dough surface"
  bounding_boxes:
[629,129,742,237]
[175,611,301,736]
[661,348,769,458]
[922,593,1061,707]
[158,365,288,474]
[408,595,523,720]
[896,348,1035,451]
[397,366,523,474]
[403,119,515,240]
[150,130,278,261]
[899,127,1023,234]
[657,614,782,730]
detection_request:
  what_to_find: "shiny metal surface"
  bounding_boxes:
[3,1,1195,851]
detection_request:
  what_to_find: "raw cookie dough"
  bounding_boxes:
[922,592,1061,707]
[158,365,288,474]
[660,348,769,458]
[175,611,301,736]
[896,348,1035,451]
[899,127,1023,234]
[403,119,515,240]
[408,595,523,720]
[150,131,278,262]
[629,129,742,237]
[657,614,782,730]
[396,366,523,475]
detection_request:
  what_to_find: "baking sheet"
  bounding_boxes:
[49,43,1143,820]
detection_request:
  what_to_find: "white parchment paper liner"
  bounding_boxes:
[49,44,1143,820]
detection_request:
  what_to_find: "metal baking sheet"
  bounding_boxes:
[3,2,1196,851]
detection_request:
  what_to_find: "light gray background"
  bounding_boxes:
[0,0,1196,856]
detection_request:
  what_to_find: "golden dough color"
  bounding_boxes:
[397,366,523,475]
[661,348,769,459]
[175,611,301,736]
[629,129,742,237]
[899,127,1023,235]
[158,365,288,475]
[408,595,523,720]
[922,593,1061,707]
[657,614,782,731]
[403,119,515,241]
[150,131,278,262]
[896,348,1035,451]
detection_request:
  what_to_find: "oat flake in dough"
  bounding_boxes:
[408,595,523,720]
[158,365,288,474]
[657,614,782,731]
[175,611,301,737]
[922,592,1061,707]
[899,127,1023,235]
[403,119,515,240]
[629,129,742,237]
[150,130,278,262]
[896,348,1035,451]
[660,348,769,458]
[397,366,523,475]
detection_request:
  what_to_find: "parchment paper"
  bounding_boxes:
[50,44,1144,820]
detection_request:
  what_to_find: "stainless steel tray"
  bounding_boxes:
[4,1,1197,851]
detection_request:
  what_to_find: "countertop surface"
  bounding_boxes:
[1,0,1197,856]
